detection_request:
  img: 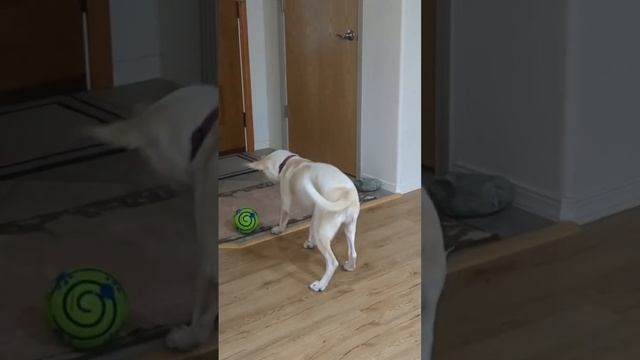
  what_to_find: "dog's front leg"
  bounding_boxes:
[271,207,290,234]
[166,128,218,351]
[303,212,318,249]
[303,232,316,249]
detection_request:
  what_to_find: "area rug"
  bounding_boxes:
[219,153,258,179]
[71,78,181,120]
[0,186,196,360]
[0,181,389,359]
[0,96,123,181]
[218,182,384,243]
[441,216,500,254]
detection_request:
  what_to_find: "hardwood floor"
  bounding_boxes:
[434,204,640,359]
[219,191,421,360]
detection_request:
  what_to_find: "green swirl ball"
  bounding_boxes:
[47,268,128,350]
[234,208,260,234]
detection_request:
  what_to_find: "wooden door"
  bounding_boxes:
[422,0,437,168]
[284,0,358,175]
[217,0,247,154]
[0,0,86,102]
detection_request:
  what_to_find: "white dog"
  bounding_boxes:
[89,85,219,351]
[422,188,447,360]
[248,150,360,292]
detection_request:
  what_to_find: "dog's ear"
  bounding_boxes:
[247,160,264,170]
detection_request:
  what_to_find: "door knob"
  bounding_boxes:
[336,29,356,41]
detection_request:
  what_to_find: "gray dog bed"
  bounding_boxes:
[428,172,515,218]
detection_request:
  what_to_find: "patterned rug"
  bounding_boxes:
[219,182,383,243]
[219,153,258,179]
[0,96,123,181]
[441,216,499,254]
[0,180,388,359]
[0,181,386,242]
[0,186,195,360]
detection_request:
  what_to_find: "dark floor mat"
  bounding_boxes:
[441,215,500,253]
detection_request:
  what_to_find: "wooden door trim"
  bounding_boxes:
[356,0,364,177]
[1,1,88,101]
[278,0,289,149]
[422,0,437,169]
[236,0,255,152]
[219,0,253,153]
[85,0,113,90]
[434,0,451,175]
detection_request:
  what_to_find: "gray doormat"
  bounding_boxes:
[219,152,258,179]
[0,181,386,359]
[218,181,384,243]
[0,185,196,360]
[441,216,500,254]
[0,96,123,181]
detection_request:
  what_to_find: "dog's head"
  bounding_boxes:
[247,149,296,182]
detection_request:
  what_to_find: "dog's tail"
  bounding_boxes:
[85,121,144,149]
[303,181,358,212]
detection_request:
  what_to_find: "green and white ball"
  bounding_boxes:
[234,208,260,234]
[47,268,128,350]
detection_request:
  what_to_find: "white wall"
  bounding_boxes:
[157,0,203,86]
[360,0,403,191]
[246,0,283,150]
[110,0,207,86]
[561,0,640,223]
[246,0,421,193]
[360,0,422,193]
[449,0,569,218]
[449,0,640,223]
[109,0,162,86]
[396,0,422,193]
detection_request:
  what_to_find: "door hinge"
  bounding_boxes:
[283,105,288,118]
[243,112,247,127]
[80,0,87,12]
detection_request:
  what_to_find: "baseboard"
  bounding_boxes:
[561,177,640,224]
[452,163,562,221]
[254,140,271,151]
[447,221,581,273]
[395,179,422,194]
[452,163,640,224]
[362,173,396,193]
[511,180,562,221]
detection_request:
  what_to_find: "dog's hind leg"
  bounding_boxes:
[309,214,340,292]
[343,216,358,271]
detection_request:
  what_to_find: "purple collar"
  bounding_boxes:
[278,154,297,174]
[190,107,218,162]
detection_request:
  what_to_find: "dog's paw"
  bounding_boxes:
[271,226,284,235]
[303,240,315,249]
[165,325,206,352]
[343,260,356,272]
[309,280,327,292]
